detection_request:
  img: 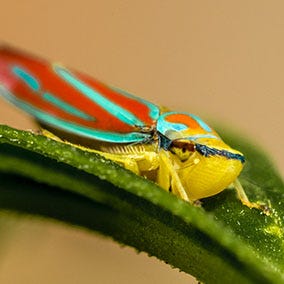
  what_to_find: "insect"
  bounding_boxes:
[0,46,264,210]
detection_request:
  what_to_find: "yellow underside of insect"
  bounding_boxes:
[42,129,264,211]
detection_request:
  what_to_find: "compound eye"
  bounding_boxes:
[170,140,195,162]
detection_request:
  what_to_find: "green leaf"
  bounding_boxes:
[0,124,283,283]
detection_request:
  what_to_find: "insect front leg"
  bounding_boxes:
[157,150,190,202]
[233,179,271,215]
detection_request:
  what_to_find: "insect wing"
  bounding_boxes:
[0,47,160,143]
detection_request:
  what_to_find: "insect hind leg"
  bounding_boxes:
[41,129,141,174]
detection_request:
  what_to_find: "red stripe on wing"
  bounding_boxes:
[0,47,157,133]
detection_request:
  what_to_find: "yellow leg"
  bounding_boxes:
[233,179,270,215]
[41,129,141,174]
[102,153,141,174]
[158,150,190,202]
[41,129,64,142]
[157,151,171,192]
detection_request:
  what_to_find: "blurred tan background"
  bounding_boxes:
[0,1,283,283]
